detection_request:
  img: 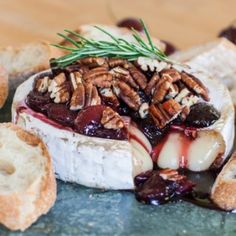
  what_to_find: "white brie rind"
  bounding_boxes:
[156,65,235,171]
[171,38,236,107]
[12,71,153,190]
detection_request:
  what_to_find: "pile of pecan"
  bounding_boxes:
[34,56,209,130]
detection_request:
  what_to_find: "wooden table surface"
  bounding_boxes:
[0,0,235,49]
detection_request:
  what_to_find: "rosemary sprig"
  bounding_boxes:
[51,20,174,68]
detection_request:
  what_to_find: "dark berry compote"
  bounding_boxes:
[23,55,221,207]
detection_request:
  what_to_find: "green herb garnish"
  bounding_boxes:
[51,20,174,68]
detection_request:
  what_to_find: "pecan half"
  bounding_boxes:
[113,80,141,111]
[83,82,101,107]
[145,73,160,95]
[149,99,182,128]
[78,57,106,68]
[161,68,181,82]
[35,76,50,93]
[152,76,172,103]
[99,88,120,107]
[167,83,179,98]
[50,73,66,88]
[159,169,184,181]
[52,85,70,103]
[70,83,85,110]
[70,71,82,90]
[108,58,128,68]
[162,98,182,116]
[149,104,171,128]
[127,65,147,90]
[84,82,93,107]
[84,67,112,87]
[101,107,124,129]
[110,67,138,89]
[48,73,70,103]
[181,72,209,101]
[91,86,101,106]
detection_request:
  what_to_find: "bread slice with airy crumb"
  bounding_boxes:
[0,42,63,76]
[0,42,63,122]
[0,123,56,231]
[0,66,8,108]
[211,152,236,210]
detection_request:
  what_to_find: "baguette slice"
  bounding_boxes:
[0,42,63,122]
[211,152,236,210]
[0,123,56,231]
[0,42,63,77]
[0,66,8,108]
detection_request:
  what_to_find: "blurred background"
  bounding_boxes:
[0,0,235,49]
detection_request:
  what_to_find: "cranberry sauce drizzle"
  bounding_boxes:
[134,168,223,210]
[135,170,194,205]
[151,125,197,169]
[74,105,128,140]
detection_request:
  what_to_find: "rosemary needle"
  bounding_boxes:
[51,19,174,68]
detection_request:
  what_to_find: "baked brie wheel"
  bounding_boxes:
[12,24,234,190]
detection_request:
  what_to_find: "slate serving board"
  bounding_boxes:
[1,82,236,236]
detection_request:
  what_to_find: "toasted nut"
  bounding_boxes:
[174,88,190,103]
[99,88,120,107]
[161,69,181,82]
[35,77,49,93]
[145,73,160,95]
[101,107,124,129]
[127,65,147,90]
[78,57,106,68]
[181,72,209,101]
[113,80,141,111]
[167,83,179,98]
[92,73,113,88]
[70,83,85,110]
[108,58,128,68]
[48,73,66,93]
[84,67,112,87]
[111,67,139,89]
[149,104,171,128]
[53,85,70,103]
[70,72,82,90]
[84,82,93,107]
[159,169,184,181]
[162,99,182,116]
[91,86,101,106]
[152,79,172,103]
[84,67,109,80]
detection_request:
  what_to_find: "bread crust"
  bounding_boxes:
[0,123,56,231]
[211,152,236,210]
[0,41,63,77]
[0,66,8,108]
